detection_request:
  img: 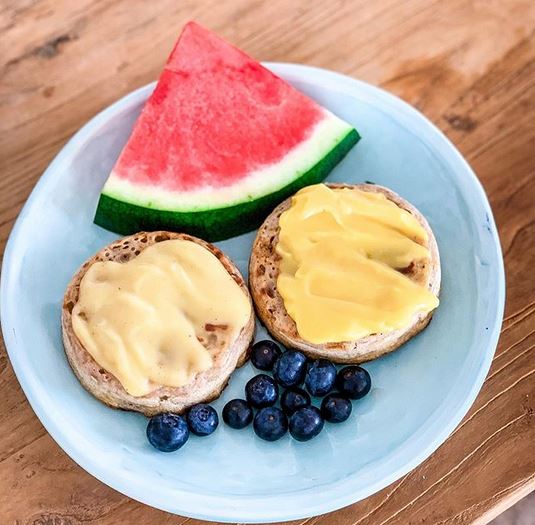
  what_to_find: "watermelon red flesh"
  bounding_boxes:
[95,22,359,239]
[110,23,324,192]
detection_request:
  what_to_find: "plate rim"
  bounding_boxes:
[0,62,505,522]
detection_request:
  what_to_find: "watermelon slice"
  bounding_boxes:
[94,22,360,241]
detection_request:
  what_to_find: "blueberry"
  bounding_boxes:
[321,394,352,423]
[186,404,219,436]
[336,366,372,399]
[273,350,307,387]
[222,399,253,429]
[146,413,189,452]
[251,340,282,371]
[253,407,288,441]
[245,374,279,408]
[305,359,337,396]
[289,406,324,441]
[281,387,311,416]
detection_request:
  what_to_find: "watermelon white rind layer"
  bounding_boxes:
[95,125,359,241]
[101,112,352,211]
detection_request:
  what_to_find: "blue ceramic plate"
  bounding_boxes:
[0,64,504,522]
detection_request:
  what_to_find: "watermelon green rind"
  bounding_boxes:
[94,128,359,241]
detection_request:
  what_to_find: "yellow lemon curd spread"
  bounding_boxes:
[72,240,250,396]
[276,184,439,344]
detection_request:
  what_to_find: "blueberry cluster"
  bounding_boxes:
[145,339,371,451]
[223,340,372,442]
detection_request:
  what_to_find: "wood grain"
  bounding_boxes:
[1,1,534,524]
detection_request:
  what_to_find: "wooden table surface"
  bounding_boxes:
[1,1,534,524]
